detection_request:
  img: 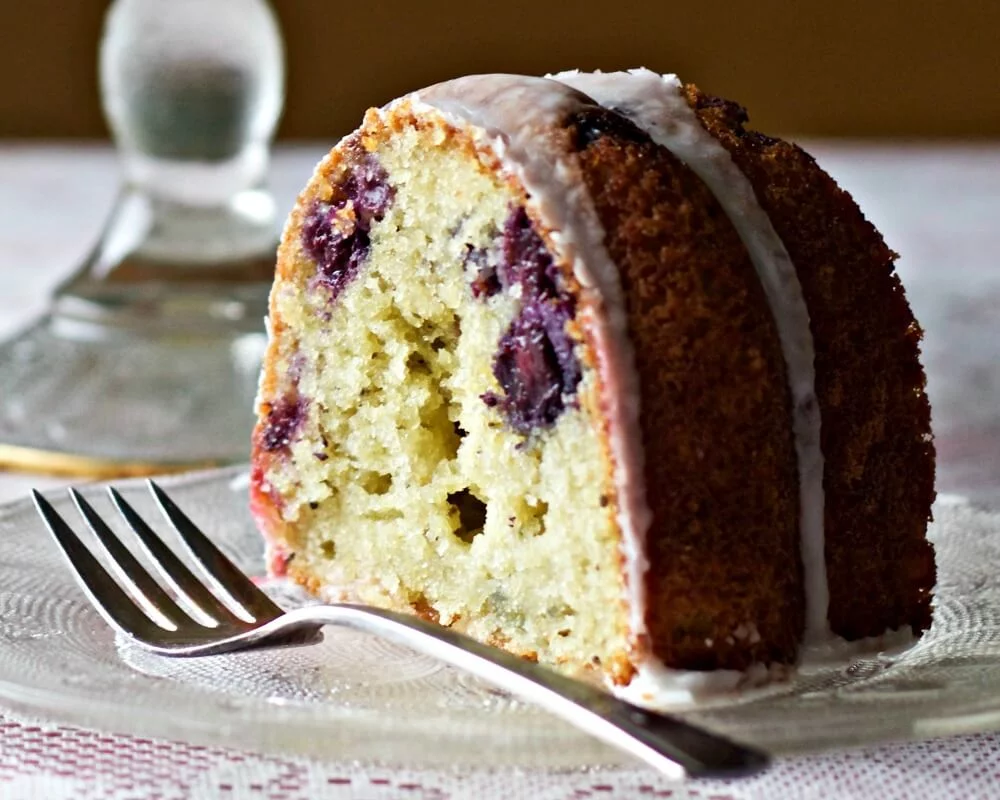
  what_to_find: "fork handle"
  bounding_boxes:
[254,604,769,779]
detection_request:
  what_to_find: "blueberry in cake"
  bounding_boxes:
[250,70,935,702]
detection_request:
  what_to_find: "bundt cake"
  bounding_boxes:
[250,70,935,703]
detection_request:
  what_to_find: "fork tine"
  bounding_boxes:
[108,488,247,626]
[69,489,192,630]
[32,490,165,641]
[148,480,283,621]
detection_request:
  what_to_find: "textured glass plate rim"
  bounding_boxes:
[0,662,612,770]
[3,467,1000,770]
[0,317,266,466]
[0,467,634,769]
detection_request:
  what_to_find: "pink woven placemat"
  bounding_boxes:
[2,710,999,800]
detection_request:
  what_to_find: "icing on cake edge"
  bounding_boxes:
[551,69,830,647]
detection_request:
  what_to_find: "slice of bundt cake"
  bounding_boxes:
[250,71,935,702]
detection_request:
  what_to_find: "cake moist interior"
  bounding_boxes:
[263,121,630,671]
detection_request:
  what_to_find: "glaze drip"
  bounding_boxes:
[553,68,828,643]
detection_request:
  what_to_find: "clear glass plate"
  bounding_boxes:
[2,467,999,769]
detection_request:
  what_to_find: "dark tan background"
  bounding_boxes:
[2,0,999,140]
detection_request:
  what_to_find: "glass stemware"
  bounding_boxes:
[0,0,285,475]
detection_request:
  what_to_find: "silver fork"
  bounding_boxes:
[32,480,769,780]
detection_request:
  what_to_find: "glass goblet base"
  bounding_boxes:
[0,186,276,477]
[0,308,268,477]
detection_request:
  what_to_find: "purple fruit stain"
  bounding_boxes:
[485,303,581,435]
[570,106,648,150]
[302,208,370,298]
[482,206,582,435]
[261,396,307,452]
[497,207,562,300]
[302,154,394,301]
[343,154,395,222]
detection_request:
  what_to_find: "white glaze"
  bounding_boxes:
[552,70,829,645]
[620,627,919,710]
[797,626,916,672]
[617,659,785,709]
[404,75,656,665]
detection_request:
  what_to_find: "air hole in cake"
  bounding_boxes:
[360,471,393,495]
[448,489,488,544]
[416,374,462,463]
[532,500,549,536]
[406,352,431,375]
[320,540,336,559]
[513,497,549,538]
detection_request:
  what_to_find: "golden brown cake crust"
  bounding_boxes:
[684,86,936,639]
[568,108,805,670]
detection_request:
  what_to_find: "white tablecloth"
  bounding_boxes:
[1,143,999,799]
